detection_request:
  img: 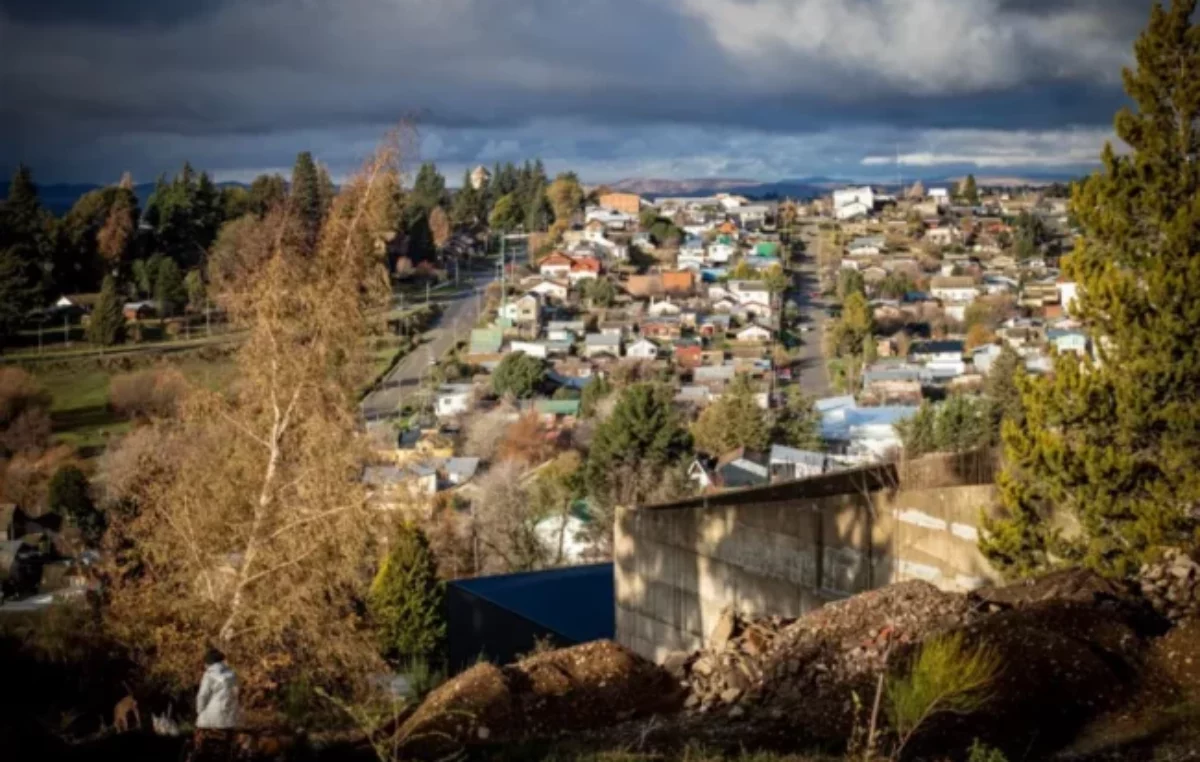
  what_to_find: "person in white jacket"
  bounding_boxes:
[195,647,240,729]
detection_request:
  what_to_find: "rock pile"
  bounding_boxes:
[674,581,983,714]
[1139,548,1200,621]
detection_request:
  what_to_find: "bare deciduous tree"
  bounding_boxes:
[104,133,407,705]
[471,461,546,573]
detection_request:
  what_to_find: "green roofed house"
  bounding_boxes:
[716,234,734,246]
[754,241,780,258]
[469,328,503,355]
[534,399,581,419]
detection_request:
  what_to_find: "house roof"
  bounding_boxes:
[470,328,504,354]
[768,445,828,468]
[535,399,582,416]
[444,457,480,480]
[716,447,769,475]
[911,340,965,355]
[584,333,621,347]
[930,276,979,289]
[540,251,575,267]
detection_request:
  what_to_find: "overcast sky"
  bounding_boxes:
[0,0,1154,185]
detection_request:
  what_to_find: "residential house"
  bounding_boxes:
[534,399,582,424]
[729,280,771,308]
[673,341,703,369]
[715,448,771,489]
[585,207,636,230]
[625,274,664,299]
[698,313,732,338]
[734,205,772,230]
[647,299,682,317]
[769,445,835,481]
[546,320,586,343]
[662,270,696,296]
[568,256,602,284]
[971,343,1004,375]
[509,340,550,359]
[500,293,541,326]
[930,276,980,319]
[706,242,736,264]
[820,403,917,462]
[835,201,871,221]
[539,251,575,279]
[735,324,772,343]
[833,187,876,212]
[583,333,622,358]
[469,327,504,355]
[122,301,155,320]
[1048,328,1089,355]
[528,279,569,303]
[597,192,643,215]
[443,457,480,487]
[928,188,950,205]
[363,464,438,503]
[910,339,965,367]
[626,338,659,360]
[847,236,886,257]
[675,384,712,407]
[694,364,737,386]
[924,226,958,246]
[434,384,475,418]
[641,316,682,341]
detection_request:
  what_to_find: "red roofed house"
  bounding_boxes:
[539,251,575,279]
[568,256,602,284]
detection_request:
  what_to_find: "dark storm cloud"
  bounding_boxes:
[0,0,1156,181]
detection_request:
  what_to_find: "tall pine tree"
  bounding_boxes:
[88,274,126,346]
[983,0,1200,578]
[289,151,323,252]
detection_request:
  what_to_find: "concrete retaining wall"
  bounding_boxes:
[614,459,999,662]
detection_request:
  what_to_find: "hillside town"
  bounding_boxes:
[353,176,1081,564]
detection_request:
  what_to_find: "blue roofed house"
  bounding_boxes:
[768,445,837,481]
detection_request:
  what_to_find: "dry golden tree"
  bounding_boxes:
[104,133,408,706]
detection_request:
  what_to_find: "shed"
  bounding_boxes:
[445,563,615,671]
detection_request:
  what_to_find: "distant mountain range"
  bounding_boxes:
[605,173,1076,200]
[0,181,250,216]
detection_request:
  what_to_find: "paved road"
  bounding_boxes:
[361,267,499,419]
[788,228,833,399]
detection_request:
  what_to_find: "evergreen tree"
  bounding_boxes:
[984,0,1200,579]
[960,174,979,205]
[410,163,447,214]
[88,274,126,346]
[772,386,822,451]
[524,179,551,232]
[290,151,323,250]
[368,523,445,663]
[184,269,206,313]
[154,258,187,317]
[0,164,44,247]
[983,344,1025,432]
[0,245,38,348]
[585,383,691,506]
[48,464,104,544]
[491,351,545,399]
[691,374,770,457]
[488,193,522,232]
[451,170,480,227]
[247,173,287,217]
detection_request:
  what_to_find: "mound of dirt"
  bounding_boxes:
[397,640,682,757]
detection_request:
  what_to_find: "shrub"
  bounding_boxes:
[109,368,187,421]
[48,464,105,544]
[368,524,445,664]
[886,632,1002,756]
[0,368,52,456]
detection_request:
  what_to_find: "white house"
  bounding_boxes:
[930,276,980,304]
[833,187,875,211]
[735,324,773,343]
[546,320,586,342]
[509,340,550,359]
[538,252,575,279]
[847,236,886,257]
[435,384,474,418]
[499,293,541,325]
[1049,329,1089,355]
[835,201,871,221]
[729,280,771,308]
[928,188,950,204]
[626,338,659,360]
[706,242,736,264]
[647,299,682,317]
[527,279,569,302]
